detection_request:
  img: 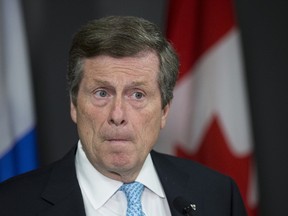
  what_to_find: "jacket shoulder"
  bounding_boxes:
[151,150,247,215]
[0,146,78,215]
[151,150,229,180]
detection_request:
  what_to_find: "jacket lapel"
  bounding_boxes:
[38,146,86,216]
[151,150,201,216]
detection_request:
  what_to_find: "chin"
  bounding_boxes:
[110,156,133,168]
[108,154,139,171]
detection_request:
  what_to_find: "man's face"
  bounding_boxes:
[70,52,170,182]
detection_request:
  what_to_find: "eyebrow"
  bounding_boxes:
[129,81,149,87]
[93,79,149,88]
[92,79,111,86]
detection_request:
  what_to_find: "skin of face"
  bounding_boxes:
[70,51,170,182]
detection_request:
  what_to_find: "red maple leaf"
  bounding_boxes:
[174,115,257,215]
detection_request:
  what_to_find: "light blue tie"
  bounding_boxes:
[120,181,145,216]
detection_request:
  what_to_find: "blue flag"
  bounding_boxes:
[0,0,38,182]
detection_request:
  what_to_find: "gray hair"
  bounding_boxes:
[67,16,179,108]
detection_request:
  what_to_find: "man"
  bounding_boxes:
[0,16,247,216]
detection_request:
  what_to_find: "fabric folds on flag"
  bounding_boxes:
[0,0,38,182]
[155,0,258,215]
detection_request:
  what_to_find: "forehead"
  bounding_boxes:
[82,52,160,81]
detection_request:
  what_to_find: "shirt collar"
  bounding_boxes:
[136,152,166,198]
[75,141,166,210]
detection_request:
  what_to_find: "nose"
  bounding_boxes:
[108,96,127,126]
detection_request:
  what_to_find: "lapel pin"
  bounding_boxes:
[190,203,196,211]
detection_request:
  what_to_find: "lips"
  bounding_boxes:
[104,137,132,147]
[105,136,132,142]
[101,131,134,143]
[106,138,130,142]
[99,124,135,143]
[107,138,129,141]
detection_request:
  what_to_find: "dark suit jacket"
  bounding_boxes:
[0,146,247,216]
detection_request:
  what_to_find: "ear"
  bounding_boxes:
[70,100,77,123]
[160,102,171,129]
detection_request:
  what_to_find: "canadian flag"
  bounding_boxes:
[155,0,258,215]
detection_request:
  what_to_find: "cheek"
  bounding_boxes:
[76,105,100,142]
[77,99,105,125]
[137,109,163,145]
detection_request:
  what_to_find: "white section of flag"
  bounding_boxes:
[156,28,253,157]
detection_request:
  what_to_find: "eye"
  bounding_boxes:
[132,91,144,100]
[95,89,108,98]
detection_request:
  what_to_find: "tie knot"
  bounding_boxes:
[120,181,144,204]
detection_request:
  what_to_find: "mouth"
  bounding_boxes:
[104,139,133,150]
[106,138,131,143]
[101,130,134,145]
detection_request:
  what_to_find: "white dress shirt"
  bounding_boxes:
[75,141,171,216]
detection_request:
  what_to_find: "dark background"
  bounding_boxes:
[21,0,288,215]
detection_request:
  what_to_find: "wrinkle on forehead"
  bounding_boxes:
[90,79,150,88]
[80,52,161,95]
[83,51,160,78]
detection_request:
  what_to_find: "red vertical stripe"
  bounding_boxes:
[167,0,235,80]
